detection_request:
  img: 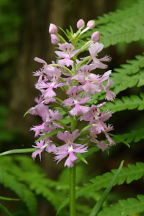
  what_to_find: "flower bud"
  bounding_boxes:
[49,23,58,34]
[87,20,95,29]
[91,31,100,42]
[77,19,85,29]
[50,34,59,45]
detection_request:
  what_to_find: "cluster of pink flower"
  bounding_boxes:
[29,19,116,167]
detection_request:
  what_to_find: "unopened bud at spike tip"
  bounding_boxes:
[49,23,58,34]
[77,19,85,29]
[91,31,100,42]
[50,34,59,45]
[87,20,95,29]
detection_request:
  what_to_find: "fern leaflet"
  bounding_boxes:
[98,195,144,216]
[102,94,144,113]
[77,162,144,198]
[0,168,37,216]
[80,0,144,47]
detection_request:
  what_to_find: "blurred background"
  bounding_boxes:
[0,0,144,215]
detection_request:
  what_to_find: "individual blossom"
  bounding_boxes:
[49,23,58,34]
[80,103,115,146]
[89,42,111,69]
[91,31,100,42]
[77,19,85,29]
[63,86,90,116]
[87,20,95,29]
[50,34,59,45]
[55,130,87,167]
[91,137,109,151]
[104,79,116,101]
[32,139,56,160]
[29,97,50,121]
[55,43,78,67]
[35,70,64,99]
[33,57,48,82]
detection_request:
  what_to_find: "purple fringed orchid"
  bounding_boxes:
[28,19,116,167]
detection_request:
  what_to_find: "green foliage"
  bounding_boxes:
[0,168,37,216]
[1,0,144,215]
[69,161,144,212]
[57,162,144,214]
[0,156,68,214]
[90,161,124,216]
[98,195,144,216]
[111,53,144,94]
[81,0,144,47]
[103,94,144,113]
[112,127,144,145]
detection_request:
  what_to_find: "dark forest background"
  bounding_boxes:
[1,0,144,215]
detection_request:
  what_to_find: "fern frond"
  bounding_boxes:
[57,162,144,212]
[81,0,144,47]
[111,53,144,94]
[77,162,144,198]
[113,127,144,144]
[0,168,37,216]
[111,70,144,95]
[98,195,144,216]
[102,94,144,113]
[0,156,63,210]
[96,0,143,26]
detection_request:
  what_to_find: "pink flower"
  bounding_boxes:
[50,34,59,45]
[77,19,85,29]
[89,43,110,69]
[91,31,100,42]
[55,43,78,66]
[104,79,116,101]
[49,23,58,34]
[55,130,87,167]
[87,20,95,29]
[91,138,108,151]
[63,86,90,116]
[35,71,64,99]
[32,139,56,160]
[29,101,49,122]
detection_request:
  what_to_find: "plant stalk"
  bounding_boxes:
[70,165,76,216]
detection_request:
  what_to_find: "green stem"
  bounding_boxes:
[70,165,76,216]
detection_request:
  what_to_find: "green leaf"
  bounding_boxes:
[0,148,35,156]
[0,196,19,201]
[77,162,144,198]
[0,168,37,215]
[81,0,144,48]
[90,161,124,216]
[102,94,144,113]
[0,156,63,210]
[98,195,144,216]
[112,127,144,145]
[76,154,88,165]
[23,108,31,117]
